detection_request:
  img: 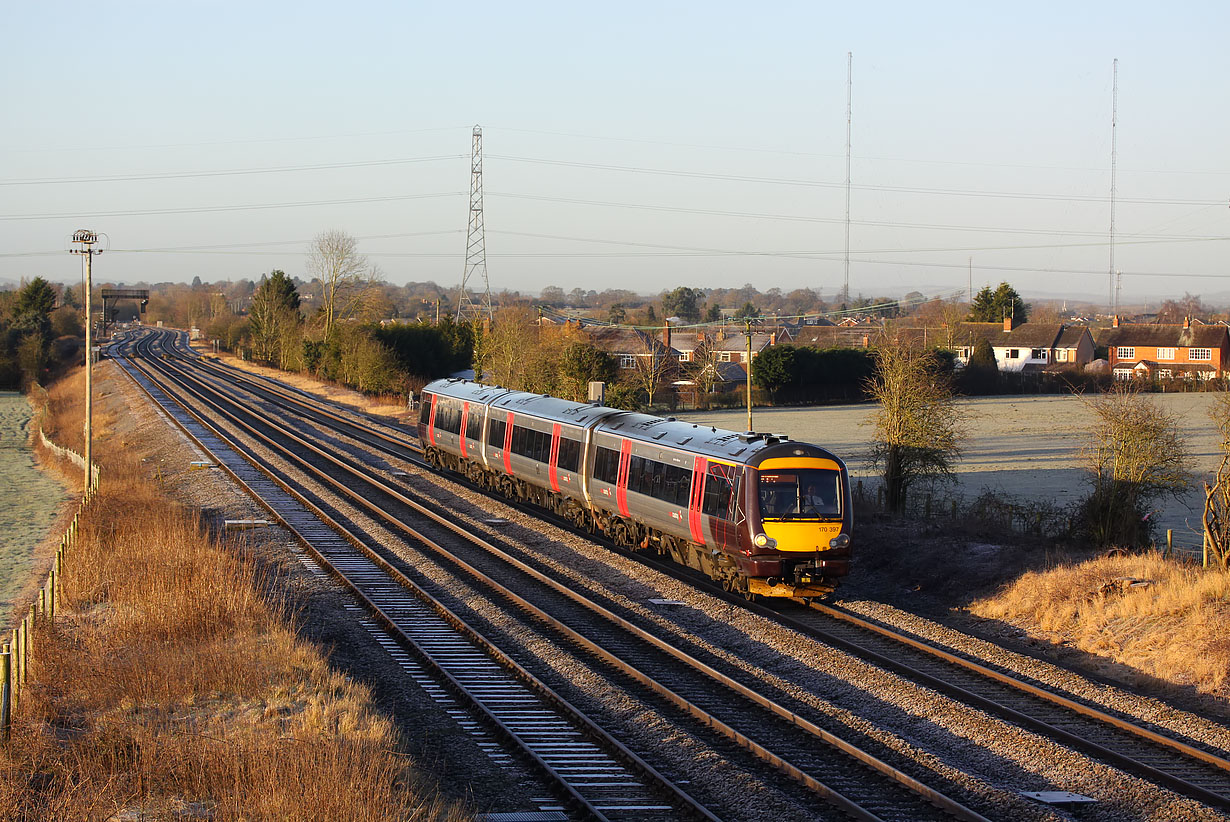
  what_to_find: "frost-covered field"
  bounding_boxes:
[681,393,1225,551]
[0,392,68,617]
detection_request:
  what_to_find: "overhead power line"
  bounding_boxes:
[0,192,463,221]
[486,191,1224,241]
[489,154,1226,206]
[0,155,465,186]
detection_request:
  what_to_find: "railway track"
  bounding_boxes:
[155,333,1230,810]
[111,327,1230,819]
[116,328,1000,821]
[115,332,713,822]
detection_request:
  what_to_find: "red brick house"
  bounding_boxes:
[1098,317,1230,381]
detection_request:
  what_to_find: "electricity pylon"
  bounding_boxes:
[455,125,493,321]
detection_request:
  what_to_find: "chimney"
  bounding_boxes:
[662,323,671,349]
[1003,316,1014,332]
[770,332,777,345]
[1112,315,1120,328]
[1184,316,1191,329]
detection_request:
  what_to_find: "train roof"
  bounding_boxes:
[424,378,623,427]
[598,411,833,465]
[423,378,844,467]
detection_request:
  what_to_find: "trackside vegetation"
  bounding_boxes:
[0,368,468,821]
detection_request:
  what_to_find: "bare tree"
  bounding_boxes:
[1203,395,1230,566]
[867,339,963,512]
[307,230,375,338]
[688,333,722,396]
[630,330,673,407]
[1080,384,1192,548]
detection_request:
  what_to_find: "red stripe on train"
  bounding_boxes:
[689,457,708,544]
[548,423,561,492]
[502,411,514,475]
[616,439,631,518]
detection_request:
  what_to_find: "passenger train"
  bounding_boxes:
[418,379,852,599]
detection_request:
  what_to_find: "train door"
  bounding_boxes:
[548,423,561,492]
[426,394,438,445]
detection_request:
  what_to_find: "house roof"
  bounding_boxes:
[583,326,675,357]
[1055,326,1092,348]
[667,330,774,354]
[1096,324,1229,350]
[951,322,1064,349]
[786,326,879,348]
[1122,360,1218,374]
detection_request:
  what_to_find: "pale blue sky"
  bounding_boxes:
[3,1,1227,307]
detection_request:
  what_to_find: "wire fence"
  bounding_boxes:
[1,426,99,741]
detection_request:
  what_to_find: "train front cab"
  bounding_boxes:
[743,447,852,598]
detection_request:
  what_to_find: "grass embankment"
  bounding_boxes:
[0,368,467,821]
[192,344,408,419]
[971,550,1230,697]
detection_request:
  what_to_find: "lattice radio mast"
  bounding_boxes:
[1109,58,1118,315]
[842,51,852,306]
[455,125,493,321]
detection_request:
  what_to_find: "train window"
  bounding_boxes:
[663,463,690,506]
[435,402,452,434]
[512,424,527,455]
[465,411,482,441]
[702,464,735,519]
[488,418,506,448]
[627,456,644,494]
[593,446,618,484]
[648,460,664,497]
[419,396,433,427]
[759,469,841,520]
[558,437,581,473]
[531,429,549,463]
[632,457,657,497]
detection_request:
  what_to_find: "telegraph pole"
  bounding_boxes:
[68,230,101,493]
[744,318,754,433]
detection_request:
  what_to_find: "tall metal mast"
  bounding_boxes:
[1109,58,1118,315]
[843,52,852,306]
[455,125,493,321]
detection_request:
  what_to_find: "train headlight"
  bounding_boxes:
[828,534,851,549]
[753,533,777,549]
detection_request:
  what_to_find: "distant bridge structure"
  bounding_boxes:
[100,288,149,335]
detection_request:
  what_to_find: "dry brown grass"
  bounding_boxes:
[971,551,1230,696]
[1,368,469,821]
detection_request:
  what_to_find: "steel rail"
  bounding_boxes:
[135,330,991,822]
[121,334,714,822]
[146,328,1230,813]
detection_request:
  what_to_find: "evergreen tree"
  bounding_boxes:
[661,286,704,322]
[969,282,1028,323]
[248,270,302,366]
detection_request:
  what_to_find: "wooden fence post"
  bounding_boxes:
[19,615,28,687]
[1,646,9,741]
[1166,529,1174,558]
